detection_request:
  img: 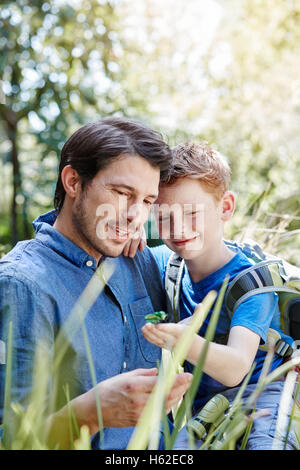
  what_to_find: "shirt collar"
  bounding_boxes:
[32,210,99,269]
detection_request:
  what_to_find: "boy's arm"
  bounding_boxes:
[142,322,260,387]
[185,325,260,387]
[143,292,278,388]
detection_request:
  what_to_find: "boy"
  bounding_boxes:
[128,141,297,450]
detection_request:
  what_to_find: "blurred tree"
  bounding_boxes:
[0,0,150,246]
[0,0,299,262]
[202,0,300,262]
[116,0,300,261]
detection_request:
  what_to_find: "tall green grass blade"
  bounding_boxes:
[2,321,13,449]
[208,362,256,450]
[239,403,256,450]
[53,261,114,372]
[79,318,104,448]
[28,342,52,446]
[47,261,114,430]
[63,384,79,450]
[284,376,300,450]
[162,406,172,450]
[272,369,297,450]
[147,363,168,450]
[252,355,300,392]
[127,290,217,450]
[245,346,275,412]
[170,276,229,448]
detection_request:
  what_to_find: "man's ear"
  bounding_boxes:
[60,165,81,200]
[221,191,235,221]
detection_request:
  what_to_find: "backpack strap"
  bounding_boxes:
[225,260,298,358]
[165,252,185,323]
[225,259,299,314]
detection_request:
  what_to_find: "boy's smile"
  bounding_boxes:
[172,235,199,247]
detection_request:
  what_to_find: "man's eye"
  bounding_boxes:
[115,190,128,196]
[144,200,153,206]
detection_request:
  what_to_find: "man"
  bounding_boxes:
[0,118,192,450]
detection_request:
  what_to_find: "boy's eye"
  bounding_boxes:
[185,211,199,217]
[144,200,153,206]
[158,216,170,222]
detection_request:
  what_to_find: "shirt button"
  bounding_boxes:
[124,315,127,323]
[86,260,93,267]
[123,361,127,369]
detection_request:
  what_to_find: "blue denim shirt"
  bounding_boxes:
[0,210,165,449]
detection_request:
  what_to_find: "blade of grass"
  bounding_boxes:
[47,261,114,419]
[162,406,172,450]
[272,369,297,450]
[27,342,52,446]
[63,384,79,450]
[284,373,300,450]
[127,290,217,450]
[53,261,114,372]
[208,362,256,450]
[170,276,229,448]
[239,403,256,450]
[284,376,300,450]
[78,318,104,449]
[2,321,13,449]
[252,355,300,393]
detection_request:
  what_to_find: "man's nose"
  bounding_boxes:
[126,203,144,228]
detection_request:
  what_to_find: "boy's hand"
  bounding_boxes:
[123,227,146,257]
[142,322,186,351]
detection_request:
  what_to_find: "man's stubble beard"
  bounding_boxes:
[72,195,125,259]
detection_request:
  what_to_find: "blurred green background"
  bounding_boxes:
[0,0,299,263]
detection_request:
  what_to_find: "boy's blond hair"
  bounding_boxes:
[161,142,231,201]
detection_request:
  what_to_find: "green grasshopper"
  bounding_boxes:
[144,311,168,324]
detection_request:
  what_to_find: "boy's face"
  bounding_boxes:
[154,177,233,260]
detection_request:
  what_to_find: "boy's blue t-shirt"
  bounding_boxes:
[151,243,293,409]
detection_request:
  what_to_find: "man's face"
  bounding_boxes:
[154,177,224,260]
[72,154,160,258]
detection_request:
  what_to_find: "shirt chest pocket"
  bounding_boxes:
[129,296,161,364]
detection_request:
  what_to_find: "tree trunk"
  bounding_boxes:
[7,119,20,246]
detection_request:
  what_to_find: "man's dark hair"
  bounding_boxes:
[54,117,171,213]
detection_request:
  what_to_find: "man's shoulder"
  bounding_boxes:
[123,244,172,273]
[119,245,161,271]
[0,239,47,290]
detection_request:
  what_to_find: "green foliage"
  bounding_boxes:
[1,274,299,450]
[0,0,155,246]
[0,0,299,260]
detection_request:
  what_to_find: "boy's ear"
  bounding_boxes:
[221,191,235,221]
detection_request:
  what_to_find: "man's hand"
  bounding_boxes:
[75,367,192,432]
[123,227,146,258]
[46,367,192,448]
